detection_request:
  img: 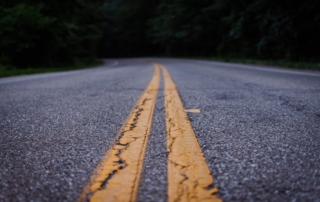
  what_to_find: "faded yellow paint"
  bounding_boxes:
[185,109,201,113]
[159,63,221,202]
[78,65,160,202]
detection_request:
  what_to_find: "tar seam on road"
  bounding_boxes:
[158,63,222,202]
[77,65,160,202]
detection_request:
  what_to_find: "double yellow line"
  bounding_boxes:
[78,63,221,202]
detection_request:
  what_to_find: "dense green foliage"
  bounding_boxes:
[0,0,105,67]
[0,0,319,69]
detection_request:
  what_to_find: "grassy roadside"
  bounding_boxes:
[0,60,104,78]
[195,57,320,71]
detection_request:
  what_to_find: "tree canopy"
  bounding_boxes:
[0,0,319,68]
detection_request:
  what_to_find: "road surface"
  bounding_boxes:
[1,58,319,201]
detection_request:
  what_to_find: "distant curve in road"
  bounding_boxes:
[0,58,319,201]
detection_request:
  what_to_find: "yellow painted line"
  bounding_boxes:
[78,65,160,202]
[185,109,201,113]
[158,63,221,202]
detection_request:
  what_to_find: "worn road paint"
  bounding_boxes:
[159,63,221,202]
[78,65,160,202]
[185,109,201,113]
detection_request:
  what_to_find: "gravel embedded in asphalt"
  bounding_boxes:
[159,59,320,201]
[137,75,167,202]
[1,58,319,201]
[0,61,153,201]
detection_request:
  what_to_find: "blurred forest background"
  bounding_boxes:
[0,0,319,72]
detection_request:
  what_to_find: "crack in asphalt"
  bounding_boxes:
[86,103,146,200]
[78,65,161,202]
[160,64,222,202]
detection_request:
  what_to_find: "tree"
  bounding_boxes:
[0,0,105,67]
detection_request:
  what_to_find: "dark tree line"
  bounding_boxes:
[1,0,319,68]
[0,0,105,67]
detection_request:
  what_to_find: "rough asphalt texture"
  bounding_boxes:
[137,74,167,202]
[0,58,319,201]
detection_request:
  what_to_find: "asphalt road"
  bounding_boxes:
[1,58,319,201]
